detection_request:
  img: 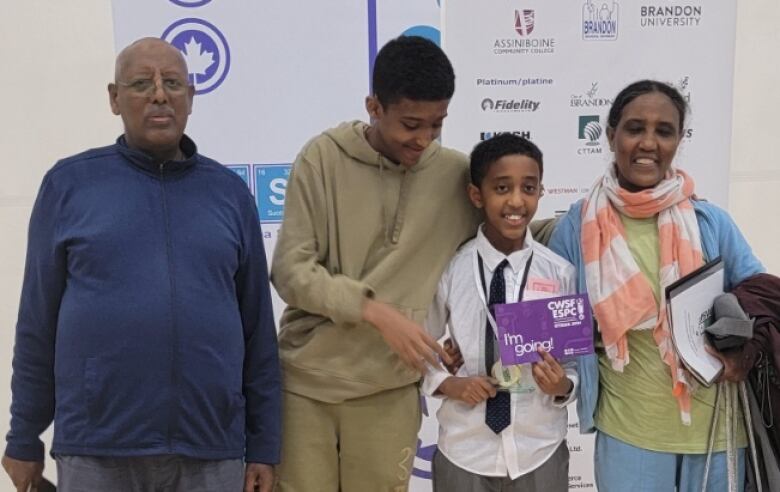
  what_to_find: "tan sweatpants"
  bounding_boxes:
[276,384,422,492]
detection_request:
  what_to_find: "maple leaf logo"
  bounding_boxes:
[182,36,215,80]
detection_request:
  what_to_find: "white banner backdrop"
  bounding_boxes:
[110,1,736,490]
[442,1,736,489]
[442,0,736,218]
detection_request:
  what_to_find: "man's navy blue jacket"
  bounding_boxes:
[6,136,281,464]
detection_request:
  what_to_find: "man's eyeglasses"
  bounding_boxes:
[116,78,189,96]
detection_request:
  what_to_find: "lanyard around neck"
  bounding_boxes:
[474,250,534,338]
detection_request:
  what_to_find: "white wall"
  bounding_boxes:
[0,1,120,481]
[0,0,777,486]
[730,0,780,275]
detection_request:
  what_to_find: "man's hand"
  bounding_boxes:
[438,376,498,405]
[244,463,274,492]
[706,345,751,383]
[362,299,451,373]
[2,455,43,492]
[443,339,464,375]
[532,349,573,397]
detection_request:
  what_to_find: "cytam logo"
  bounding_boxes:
[582,0,619,40]
[162,18,230,95]
[514,10,535,36]
[578,115,602,145]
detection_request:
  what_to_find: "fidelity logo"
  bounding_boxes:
[479,130,532,141]
[570,82,613,108]
[481,98,540,113]
[577,115,603,155]
[493,9,556,55]
[582,0,619,40]
[640,4,702,27]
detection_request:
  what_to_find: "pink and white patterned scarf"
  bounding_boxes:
[581,165,703,424]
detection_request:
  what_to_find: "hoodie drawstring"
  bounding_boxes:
[376,152,410,245]
[391,170,409,244]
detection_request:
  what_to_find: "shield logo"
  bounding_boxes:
[514,10,535,36]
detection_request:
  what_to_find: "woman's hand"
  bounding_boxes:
[706,345,751,383]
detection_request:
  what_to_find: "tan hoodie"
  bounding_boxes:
[271,121,479,403]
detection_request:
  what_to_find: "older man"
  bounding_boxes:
[2,38,280,492]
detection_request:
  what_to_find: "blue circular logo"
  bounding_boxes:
[401,25,440,46]
[161,18,230,95]
[169,0,213,7]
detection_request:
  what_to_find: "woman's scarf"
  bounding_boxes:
[581,165,703,424]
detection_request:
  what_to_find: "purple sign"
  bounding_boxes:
[494,294,594,365]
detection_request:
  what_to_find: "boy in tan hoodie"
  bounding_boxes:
[271,36,478,491]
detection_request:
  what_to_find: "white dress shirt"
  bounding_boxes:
[422,225,578,479]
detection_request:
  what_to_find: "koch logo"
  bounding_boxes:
[577,115,603,155]
[481,98,540,113]
[254,164,290,223]
[162,18,230,95]
[582,0,619,40]
[480,130,532,141]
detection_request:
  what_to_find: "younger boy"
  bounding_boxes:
[271,36,478,491]
[423,133,577,491]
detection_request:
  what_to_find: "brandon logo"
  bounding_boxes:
[514,9,535,36]
[480,130,531,141]
[493,9,555,55]
[481,98,540,113]
[578,115,603,155]
[570,82,613,108]
[582,0,619,40]
[162,18,231,95]
[640,4,702,27]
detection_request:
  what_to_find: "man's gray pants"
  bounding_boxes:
[56,455,244,492]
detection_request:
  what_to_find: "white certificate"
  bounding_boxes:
[665,259,725,386]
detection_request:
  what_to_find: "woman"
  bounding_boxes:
[548,80,764,491]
